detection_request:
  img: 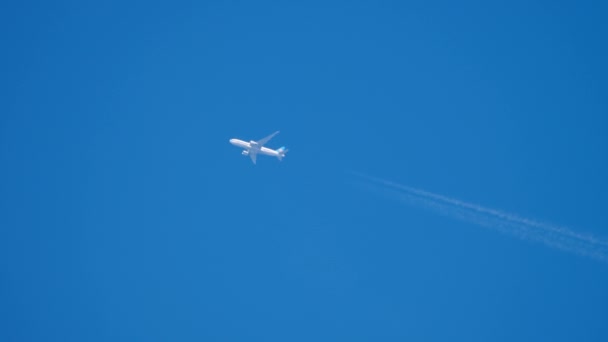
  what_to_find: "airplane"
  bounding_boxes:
[229,131,288,164]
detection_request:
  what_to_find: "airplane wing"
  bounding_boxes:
[249,150,257,164]
[256,131,279,147]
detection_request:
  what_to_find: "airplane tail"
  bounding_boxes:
[277,146,288,161]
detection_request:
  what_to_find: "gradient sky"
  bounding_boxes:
[1,1,607,341]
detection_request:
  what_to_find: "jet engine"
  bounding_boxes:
[242,150,249,155]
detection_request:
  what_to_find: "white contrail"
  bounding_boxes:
[349,171,608,263]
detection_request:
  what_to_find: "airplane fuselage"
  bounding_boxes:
[229,138,281,157]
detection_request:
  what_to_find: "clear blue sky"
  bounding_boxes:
[1,1,607,341]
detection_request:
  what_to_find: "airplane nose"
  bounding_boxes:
[229,138,237,145]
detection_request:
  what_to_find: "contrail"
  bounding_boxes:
[349,170,608,263]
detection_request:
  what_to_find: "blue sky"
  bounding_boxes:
[1,0,607,341]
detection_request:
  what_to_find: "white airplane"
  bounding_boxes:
[229,131,288,164]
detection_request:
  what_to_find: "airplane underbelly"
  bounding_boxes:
[230,139,250,149]
[259,147,277,156]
